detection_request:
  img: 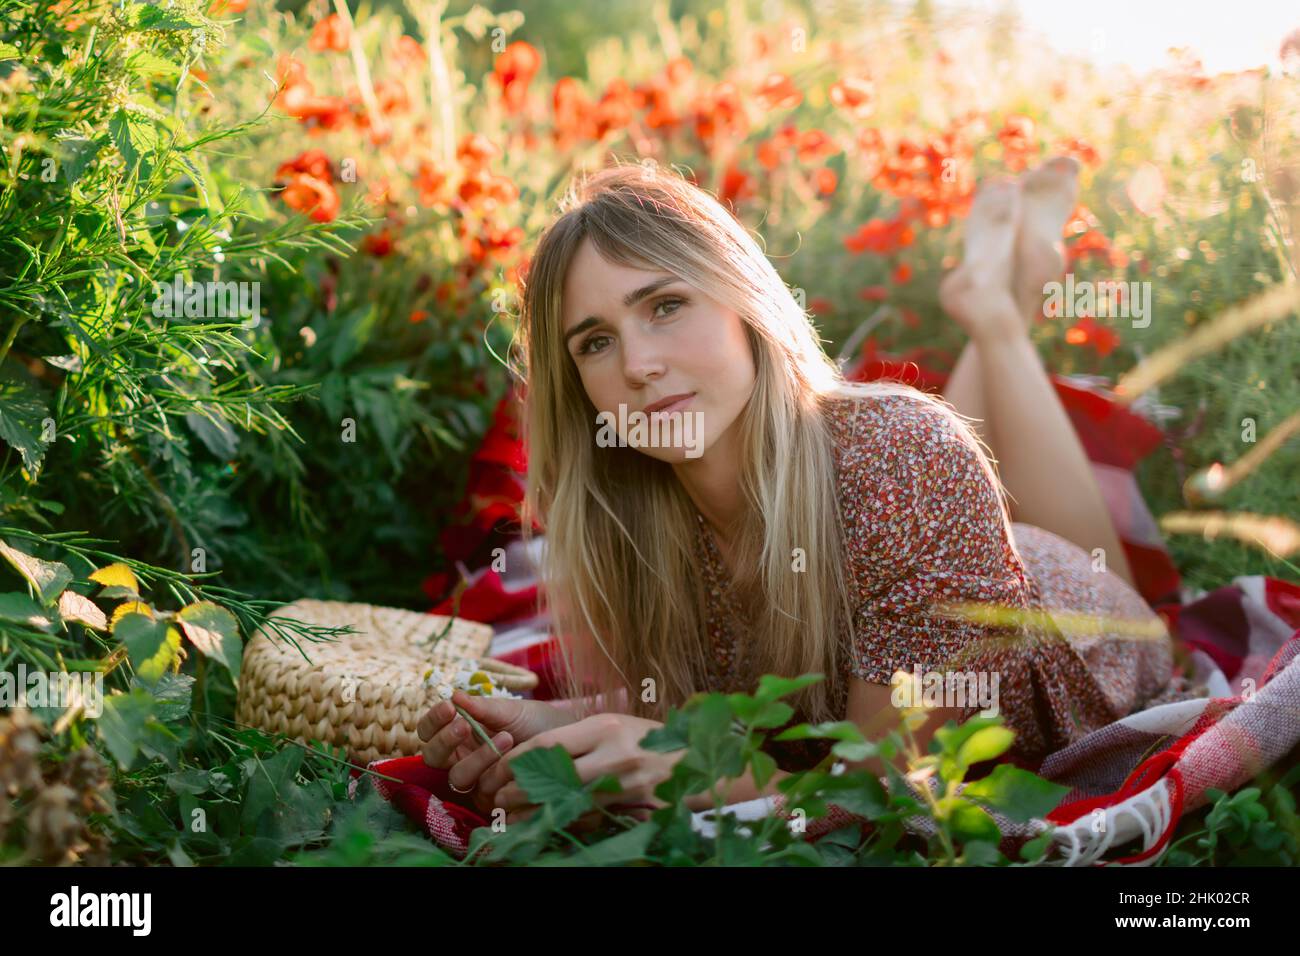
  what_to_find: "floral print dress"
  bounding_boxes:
[693,390,1192,773]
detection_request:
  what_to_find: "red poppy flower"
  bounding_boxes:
[392,35,425,67]
[278,174,340,223]
[692,82,748,151]
[829,76,873,118]
[456,133,499,169]
[492,41,542,115]
[362,230,395,257]
[552,77,598,147]
[813,166,838,195]
[1064,316,1120,357]
[756,73,802,110]
[308,14,350,53]
[721,164,757,205]
[276,149,333,183]
[844,216,915,255]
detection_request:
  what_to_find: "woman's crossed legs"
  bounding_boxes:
[938,158,1136,587]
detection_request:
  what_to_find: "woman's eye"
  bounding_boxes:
[575,300,683,356]
[577,334,611,356]
[653,297,684,319]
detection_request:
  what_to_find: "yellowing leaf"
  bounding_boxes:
[176,601,241,678]
[110,600,155,631]
[90,562,141,593]
[117,613,181,683]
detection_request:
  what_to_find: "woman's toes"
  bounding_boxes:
[1015,156,1082,323]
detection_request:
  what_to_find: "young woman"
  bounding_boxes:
[416,159,1185,827]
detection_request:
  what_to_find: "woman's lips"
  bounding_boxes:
[647,394,694,415]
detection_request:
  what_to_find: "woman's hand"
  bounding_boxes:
[473,713,681,829]
[416,691,577,814]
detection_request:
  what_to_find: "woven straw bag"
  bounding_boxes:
[236,598,538,764]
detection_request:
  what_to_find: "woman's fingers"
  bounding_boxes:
[447,732,512,793]
[416,699,455,742]
[419,705,472,768]
[477,715,610,795]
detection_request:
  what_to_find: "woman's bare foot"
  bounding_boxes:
[938,177,1023,341]
[1014,156,1081,325]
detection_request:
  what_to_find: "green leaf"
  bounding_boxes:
[117,612,182,683]
[749,700,795,729]
[956,726,1015,769]
[961,764,1070,823]
[0,538,73,604]
[124,2,205,31]
[0,375,51,473]
[819,772,890,818]
[166,768,211,796]
[753,673,823,704]
[0,591,53,629]
[932,714,1005,756]
[639,707,691,753]
[177,601,242,678]
[750,750,778,790]
[961,840,1003,866]
[125,50,181,79]
[947,800,1002,844]
[241,748,303,823]
[772,719,864,743]
[136,672,194,723]
[1019,831,1055,862]
[109,108,161,179]
[184,408,240,460]
[0,42,21,61]
[831,739,879,762]
[562,822,656,866]
[99,689,156,769]
[511,746,593,829]
[54,134,101,187]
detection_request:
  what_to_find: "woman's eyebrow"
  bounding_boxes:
[563,276,682,348]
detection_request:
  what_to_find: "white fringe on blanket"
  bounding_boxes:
[1050,780,1174,867]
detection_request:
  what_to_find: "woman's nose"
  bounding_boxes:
[620,329,666,383]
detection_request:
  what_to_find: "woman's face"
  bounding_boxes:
[560,237,756,464]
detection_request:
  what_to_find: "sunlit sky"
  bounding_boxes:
[953,0,1299,75]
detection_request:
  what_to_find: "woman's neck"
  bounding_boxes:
[672,431,744,545]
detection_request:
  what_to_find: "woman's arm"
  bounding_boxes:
[548,684,629,716]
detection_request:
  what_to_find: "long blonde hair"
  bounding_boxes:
[510,160,1008,726]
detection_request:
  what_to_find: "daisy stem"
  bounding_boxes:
[455,703,503,758]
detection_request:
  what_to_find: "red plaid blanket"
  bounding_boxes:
[355,357,1300,864]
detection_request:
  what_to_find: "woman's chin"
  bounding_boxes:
[633,441,710,465]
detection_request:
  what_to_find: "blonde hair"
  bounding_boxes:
[510,160,1007,727]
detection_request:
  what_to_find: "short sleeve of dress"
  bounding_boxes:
[838,391,1034,686]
